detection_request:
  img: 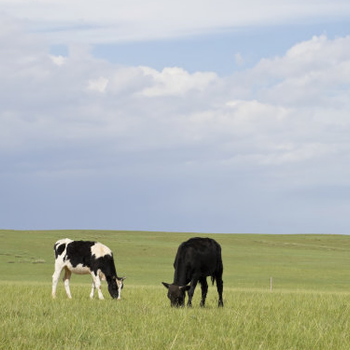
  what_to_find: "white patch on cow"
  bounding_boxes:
[55,238,73,255]
[58,238,73,246]
[65,262,91,275]
[91,242,112,259]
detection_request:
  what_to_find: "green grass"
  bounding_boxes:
[1,230,350,349]
[2,284,350,350]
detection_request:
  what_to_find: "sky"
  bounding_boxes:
[1,0,350,234]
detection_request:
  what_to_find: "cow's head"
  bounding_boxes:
[108,276,126,299]
[162,282,190,307]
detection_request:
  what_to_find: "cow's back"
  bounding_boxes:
[176,237,221,262]
[65,240,95,267]
[174,237,222,283]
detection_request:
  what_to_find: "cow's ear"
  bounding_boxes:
[162,282,170,289]
[180,284,191,291]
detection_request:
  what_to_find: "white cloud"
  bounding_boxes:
[1,23,350,170]
[140,67,218,97]
[1,18,350,232]
[231,35,350,108]
[1,0,350,43]
[49,55,66,66]
[87,76,109,93]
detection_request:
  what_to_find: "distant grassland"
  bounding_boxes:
[1,229,350,290]
[1,230,350,349]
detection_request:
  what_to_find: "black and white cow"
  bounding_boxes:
[162,237,223,307]
[52,238,125,300]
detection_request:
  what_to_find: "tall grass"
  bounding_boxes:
[1,283,350,350]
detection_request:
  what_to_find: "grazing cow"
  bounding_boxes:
[162,237,223,307]
[52,238,125,300]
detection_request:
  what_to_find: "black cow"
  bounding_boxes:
[162,237,223,307]
[52,238,125,300]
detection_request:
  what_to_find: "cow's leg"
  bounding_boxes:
[216,274,224,307]
[52,262,64,298]
[117,278,124,300]
[91,272,104,300]
[187,278,198,307]
[63,268,72,299]
[199,277,208,307]
[90,282,96,299]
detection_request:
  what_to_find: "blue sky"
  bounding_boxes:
[91,21,350,75]
[1,0,350,233]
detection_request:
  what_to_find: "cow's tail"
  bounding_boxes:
[211,243,223,286]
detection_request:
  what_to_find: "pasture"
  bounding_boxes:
[1,230,350,349]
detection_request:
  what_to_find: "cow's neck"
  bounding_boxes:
[173,264,189,286]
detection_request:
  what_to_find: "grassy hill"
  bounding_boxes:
[1,229,350,291]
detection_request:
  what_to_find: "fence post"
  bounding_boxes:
[270,277,273,292]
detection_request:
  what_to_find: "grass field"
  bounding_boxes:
[1,230,350,349]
